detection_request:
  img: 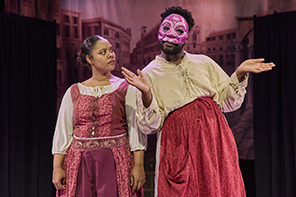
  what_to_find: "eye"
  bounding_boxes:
[176,29,184,34]
[100,51,106,55]
[163,26,170,31]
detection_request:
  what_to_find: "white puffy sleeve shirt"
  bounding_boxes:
[52,79,147,154]
[136,53,248,134]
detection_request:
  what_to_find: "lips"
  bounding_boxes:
[108,60,115,64]
[163,41,177,47]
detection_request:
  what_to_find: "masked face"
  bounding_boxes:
[158,14,189,44]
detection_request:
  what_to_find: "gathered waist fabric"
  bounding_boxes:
[72,133,128,150]
[56,132,144,197]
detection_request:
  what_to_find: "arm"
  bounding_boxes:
[51,87,74,190]
[122,67,163,134]
[125,85,146,193]
[214,58,275,112]
[52,154,66,190]
[130,150,145,194]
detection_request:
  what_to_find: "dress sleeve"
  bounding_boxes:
[135,88,164,135]
[208,57,248,113]
[125,85,147,151]
[52,87,74,154]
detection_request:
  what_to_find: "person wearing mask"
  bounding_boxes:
[122,6,275,197]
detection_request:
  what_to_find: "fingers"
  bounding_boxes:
[251,58,265,63]
[130,174,134,187]
[132,180,141,194]
[137,69,144,78]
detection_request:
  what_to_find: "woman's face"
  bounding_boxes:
[87,39,116,74]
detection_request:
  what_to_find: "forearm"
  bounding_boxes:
[53,154,65,170]
[141,88,152,108]
[218,72,248,112]
[133,150,145,167]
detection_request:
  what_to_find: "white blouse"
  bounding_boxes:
[52,79,147,154]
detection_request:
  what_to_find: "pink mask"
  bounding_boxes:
[158,14,189,44]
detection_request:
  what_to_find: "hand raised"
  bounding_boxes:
[121,67,150,94]
[236,58,275,79]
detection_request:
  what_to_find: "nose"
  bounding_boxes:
[108,51,115,58]
[166,32,176,38]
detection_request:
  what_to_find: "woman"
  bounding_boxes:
[52,35,146,197]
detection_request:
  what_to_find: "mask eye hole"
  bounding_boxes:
[163,26,170,31]
[176,29,184,34]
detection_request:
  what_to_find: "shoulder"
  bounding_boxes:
[185,52,215,63]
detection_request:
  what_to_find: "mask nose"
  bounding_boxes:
[167,33,176,38]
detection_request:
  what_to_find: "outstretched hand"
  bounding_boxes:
[236,58,275,80]
[121,67,152,107]
[121,67,150,93]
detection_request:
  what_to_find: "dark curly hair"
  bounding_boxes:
[77,35,105,69]
[160,6,195,32]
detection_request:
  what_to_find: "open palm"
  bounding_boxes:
[121,67,150,93]
[236,58,275,78]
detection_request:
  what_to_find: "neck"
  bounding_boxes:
[160,51,185,64]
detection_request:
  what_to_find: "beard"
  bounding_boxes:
[158,41,185,55]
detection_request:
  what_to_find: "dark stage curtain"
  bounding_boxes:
[253,11,296,197]
[0,13,57,197]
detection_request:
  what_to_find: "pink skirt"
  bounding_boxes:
[56,133,144,197]
[157,97,246,197]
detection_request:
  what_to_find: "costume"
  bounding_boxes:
[136,52,247,196]
[52,79,146,197]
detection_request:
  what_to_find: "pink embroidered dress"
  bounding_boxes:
[52,79,146,197]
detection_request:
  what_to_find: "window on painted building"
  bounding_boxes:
[94,26,99,35]
[206,38,210,41]
[227,34,231,40]
[193,32,197,41]
[48,1,53,14]
[65,25,70,37]
[74,26,78,38]
[54,3,60,15]
[220,47,223,51]
[212,37,216,41]
[208,48,211,51]
[82,27,85,38]
[65,47,69,59]
[187,46,189,50]
[73,17,77,24]
[115,32,119,39]
[232,33,236,39]
[87,27,92,37]
[64,15,69,23]
[213,47,216,51]
[116,42,120,49]
[193,43,196,48]
[104,28,109,36]
[219,35,223,40]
